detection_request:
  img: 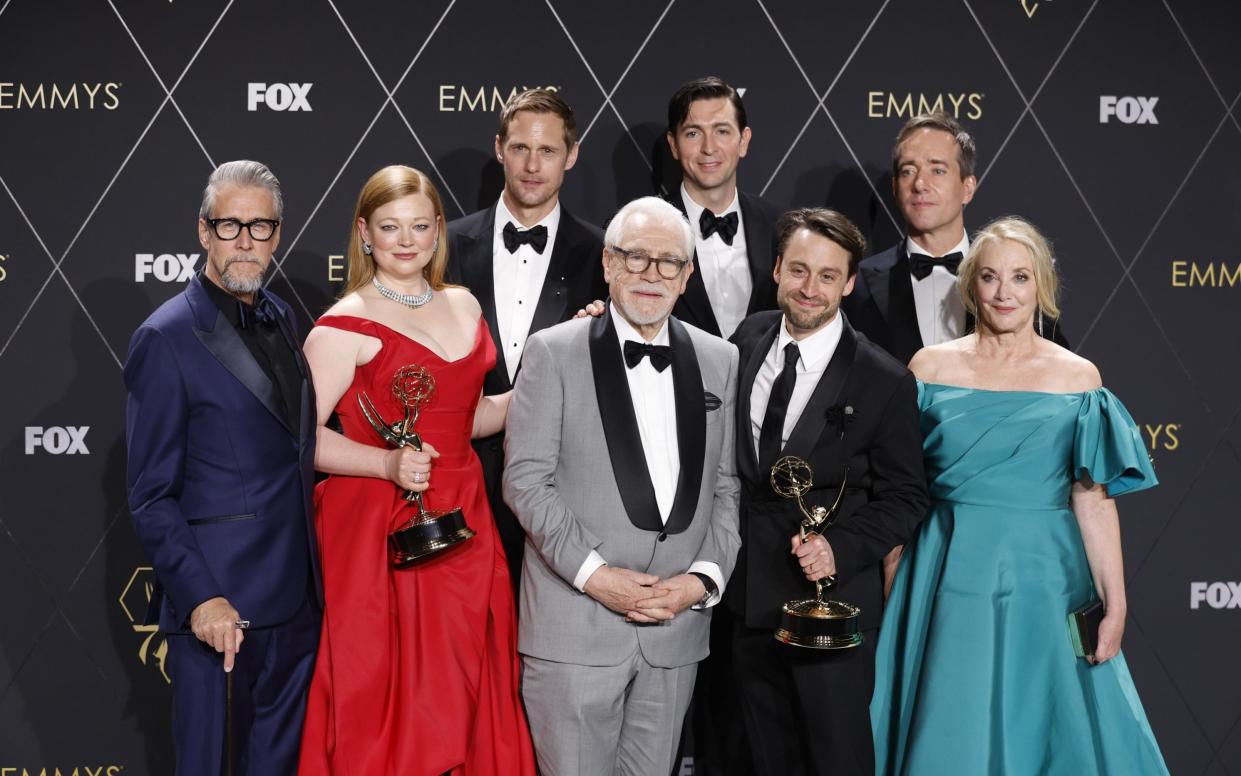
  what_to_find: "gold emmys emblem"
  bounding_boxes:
[118,566,169,684]
[769,456,862,650]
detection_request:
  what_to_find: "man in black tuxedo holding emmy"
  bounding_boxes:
[665,76,783,341]
[844,112,1068,365]
[447,88,606,593]
[728,207,928,775]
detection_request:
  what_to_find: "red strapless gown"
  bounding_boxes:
[298,315,535,776]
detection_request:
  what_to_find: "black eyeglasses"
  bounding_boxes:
[608,245,689,280]
[204,218,281,241]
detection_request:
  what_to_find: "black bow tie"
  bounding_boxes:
[698,209,739,246]
[238,294,279,330]
[909,251,964,280]
[502,222,548,254]
[623,340,673,372]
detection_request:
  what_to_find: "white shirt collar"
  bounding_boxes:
[906,231,969,259]
[681,183,740,235]
[777,311,843,372]
[495,195,561,238]
[610,303,670,346]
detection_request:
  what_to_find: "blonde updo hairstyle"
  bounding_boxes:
[341,165,451,298]
[957,215,1061,322]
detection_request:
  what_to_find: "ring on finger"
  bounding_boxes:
[412,471,425,484]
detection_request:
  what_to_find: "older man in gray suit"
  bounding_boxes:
[504,196,741,776]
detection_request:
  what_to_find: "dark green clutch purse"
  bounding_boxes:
[1068,600,1104,659]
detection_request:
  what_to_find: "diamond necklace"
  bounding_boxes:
[372,275,433,308]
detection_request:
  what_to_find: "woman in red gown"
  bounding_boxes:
[298,165,535,775]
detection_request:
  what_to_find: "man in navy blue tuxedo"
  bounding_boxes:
[125,160,321,776]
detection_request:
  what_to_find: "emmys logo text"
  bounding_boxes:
[135,253,198,282]
[24,426,90,455]
[868,92,984,120]
[1099,96,1158,125]
[1190,582,1241,610]
[328,255,345,283]
[1141,423,1180,452]
[0,254,7,283]
[438,84,561,112]
[0,82,121,110]
[1171,261,1241,287]
[0,768,123,776]
[247,83,313,112]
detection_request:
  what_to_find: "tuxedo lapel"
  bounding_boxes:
[739,192,774,315]
[884,246,923,361]
[186,277,294,436]
[736,315,781,485]
[588,312,663,532]
[782,319,858,462]
[527,210,576,347]
[670,192,722,337]
[663,318,705,535]
[464,205,509,387]
[272,302,316,445]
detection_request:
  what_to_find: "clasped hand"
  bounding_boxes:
[583,566,706,624]
[792,532,837,582]
[384,441,439,492]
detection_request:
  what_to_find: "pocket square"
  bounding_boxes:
[704,391,722,411]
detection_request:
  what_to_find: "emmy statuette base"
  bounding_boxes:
[389,507,475,567]
[774,599,864,650]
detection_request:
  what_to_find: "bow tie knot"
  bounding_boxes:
[623,340,673,372]
[909,251,963,280]
[238,295,279,329]
[698,209,739,246]
[502,222,549,254]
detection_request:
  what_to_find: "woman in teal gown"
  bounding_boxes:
[870,217,1169,775]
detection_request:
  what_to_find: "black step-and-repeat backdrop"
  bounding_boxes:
[3,0,1240,772]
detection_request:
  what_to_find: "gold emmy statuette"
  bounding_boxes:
[769,455,862,649]
[358,365,475,566]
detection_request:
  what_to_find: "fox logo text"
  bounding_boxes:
[1190,582,1241,610]
[1099,96,1158,124]
[25,426,90,455]
[247,83,312,112]
[135,253,197,282]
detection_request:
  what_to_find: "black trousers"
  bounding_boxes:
[732,622,877,776]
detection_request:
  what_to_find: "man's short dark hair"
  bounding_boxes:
[498,88,578,149]
[775,208,868,277]
[891,112,977,179]
[666,76,748,134]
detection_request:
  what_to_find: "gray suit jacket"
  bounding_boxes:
[504,311,741,669]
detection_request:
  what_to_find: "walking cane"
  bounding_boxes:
[226,618,250,776]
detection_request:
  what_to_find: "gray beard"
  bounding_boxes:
[219,261,266,294]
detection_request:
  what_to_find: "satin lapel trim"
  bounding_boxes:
[671,192,721,337]
[782,320,858,462]
[885,247,924,358]
[737,316,781,485]
[588,313,663,532]
[471,205,508,388]
[663,318,705,535]
[739,193,773,315]
[194,312,294,436]
[273,305,315,443]
[527,216,574,349]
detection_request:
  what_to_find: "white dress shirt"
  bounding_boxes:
[907,232,969,347]
[492,197,561,382]
[573,306,726,607]
[749,312,844,457]
[682,183,751,340]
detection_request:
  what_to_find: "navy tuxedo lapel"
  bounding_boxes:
[186,277,295,436]
[663,318,705,535]
[783,318,858,462]
[736,315,781,485]
[588,313,663,532]
[272,302,315,445]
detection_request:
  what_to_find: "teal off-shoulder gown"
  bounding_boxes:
[870,382,1170,775]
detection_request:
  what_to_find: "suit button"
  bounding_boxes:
[658,532,667,542]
